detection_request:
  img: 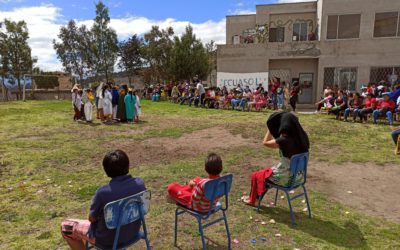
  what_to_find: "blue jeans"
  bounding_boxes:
[231,99,241,109]
[271,93,278,106]
[277,94,284,109]
[239,98,248,111]
[392,128,400,145]
[344,108,361,120]
[152,94,160,102]
[373,109,393,125]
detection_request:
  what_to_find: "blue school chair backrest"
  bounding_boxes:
[203,174,233,217]
[288,152,309,188]
[90,190,151,250]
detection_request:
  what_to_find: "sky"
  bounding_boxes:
[0,0,314,71]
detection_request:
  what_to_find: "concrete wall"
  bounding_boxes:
[226,15,256,45]
[218,0,400,103]
[316,0,400,96]
[217,44,268,73]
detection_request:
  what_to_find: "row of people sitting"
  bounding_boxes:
[173,85,271,112]
[316,89,400,125]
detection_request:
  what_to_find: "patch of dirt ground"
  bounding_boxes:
[115,126,400,223]
[116,126,259,167]
[308,161,400,223]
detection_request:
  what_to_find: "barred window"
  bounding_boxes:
[324,67,357,91]
[370,67,400,83]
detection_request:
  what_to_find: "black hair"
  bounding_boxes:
[102,150,130,178]
[204,153,223,176]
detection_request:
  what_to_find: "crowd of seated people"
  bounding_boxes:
[144,75,303,113]
[315,82,400,125]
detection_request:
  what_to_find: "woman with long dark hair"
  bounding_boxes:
[243,112,310,205]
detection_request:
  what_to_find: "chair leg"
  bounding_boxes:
[141,214,151,250]
[197,217,207,250]
[285,191,296,225]
[274,188,279,206]
[222,211,232,250]
[174,208,179,247]
[257,192,266,212]
[302,185,312,218]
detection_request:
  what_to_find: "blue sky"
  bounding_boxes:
[0,0,306,71]
[1,0,271,22]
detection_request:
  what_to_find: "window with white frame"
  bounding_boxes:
[293,22,308,41]
[327,14,361,39]
[374,12,400,37]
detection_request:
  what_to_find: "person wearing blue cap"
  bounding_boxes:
[373,92,395,125]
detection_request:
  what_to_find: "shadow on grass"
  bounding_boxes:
[175,236,229,250]
[258,206,369,249]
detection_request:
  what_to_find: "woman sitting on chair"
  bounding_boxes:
[243,112,310,205]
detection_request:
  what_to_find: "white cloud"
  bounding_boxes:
[229,9,256,15]
[0,5,226,71]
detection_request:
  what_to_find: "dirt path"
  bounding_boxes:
[117,126,400,223]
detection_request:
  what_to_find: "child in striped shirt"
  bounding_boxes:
[167,153,223,213]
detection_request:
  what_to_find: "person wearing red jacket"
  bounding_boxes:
[359,93,377,123]
[373,93,395,125]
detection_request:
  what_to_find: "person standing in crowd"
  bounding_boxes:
[72,86,82,121]
[196,77,206,108]
[124,88,137,123]
[117,85,128,123]
[111,85,119,121]
[95,82,104,120]
[270,77,281,110]
[284,82,290,110]
[277,81,285,110]
[290,81,300,112]
[102,84,113,123]
[133,90,141,123]
[82,89,94,123]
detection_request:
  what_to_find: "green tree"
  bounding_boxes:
[205,40,217,85]
[143,26,174,83]
[53,20,91,83]
[2,19,34,99]
[169,25,209,81]
[91,1,118,82]
[118,34,144,84]
[0,21,10,100]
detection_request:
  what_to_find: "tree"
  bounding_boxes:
[0,21,10,100]
[90,1,118,82]
[205,40,217,85]
[168,25,209,81]
[33,75,59,89]
[53,20,91,83]
[2,19,34,99]
[143,26,174,83]
[118,34,144,84]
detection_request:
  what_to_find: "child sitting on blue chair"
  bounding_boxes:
[61,150,146,250]
[167,153,223,213]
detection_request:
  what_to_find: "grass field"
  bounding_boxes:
[0,100,399,249]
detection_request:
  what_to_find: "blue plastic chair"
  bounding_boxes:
[174,174,233,250]
[257,153,311,225]
[86,190,151,250]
